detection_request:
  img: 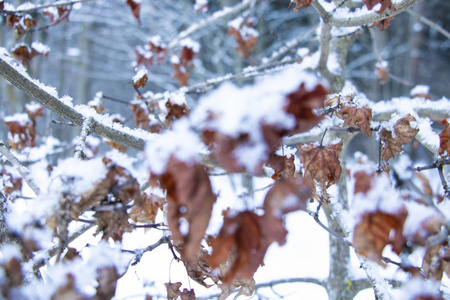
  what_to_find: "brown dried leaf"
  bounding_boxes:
[336,105,373,137]
[178,245,218,287]
[130,192,164,224]
[363,0,394,14]
[438,119,450,158]
[266,154,296,180]
[165,282,183,300]
[353,208,407,264]
[208,211,286,284]
[52,273,89,300]
[353,170,375,195]
[152,158,215,264]
[380,114,419,162]
[297,141,343,202]
[410,213,445,246]
[285,83,327,134]
[290,0,313,12]
[375,65,389,84]
[165,100,190,128]
[423,243,445,281]
[414,172,433,198]
[227,27,258,59]
[134,73,148,88]
[172,64,190,87]
[126,0,141,25]
[96,266,119,300]
[263,177,313,217]
[370,16,395,31]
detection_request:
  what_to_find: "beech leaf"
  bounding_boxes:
[266,154,296,180]
[208,211,286,283]
[336,105,373,137]
[380,114,419,162]
[438,119,450,158]
[151,157,216,264]
[126,0,141,25]
[363,0,394,14]
[353,208,407,264]
[297,141,343,202]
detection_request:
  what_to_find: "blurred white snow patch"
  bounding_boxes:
[145,118,203,174]
[416,116,439,153]
[0,244,22,263]
[403,202,440,239]
[51,157,108,195]
[393,277,441,300]
[393,155,413,181]
[133,67,147,84]
[84,241,132,274]
[351,173,404,223]
[410,85,429,97]
[180,38,200,53]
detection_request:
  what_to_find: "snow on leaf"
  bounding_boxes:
[438,119,450,158]
[422,243,448,281]
[133,68,148,88]
[336,105,373,137]
[165,99,190,129]
[150,157,215,264]
[363,0,394,14]
[297,141,343,203]
[353,208,407,264]
[227,16,258,59]
[11,42,49,68]
[380,114,419,162]
[126,0,141,25]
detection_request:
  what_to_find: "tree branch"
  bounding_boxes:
[313,0,422,27]
[0,49,148,150]
[0,142,40,195]
[406,8,450,40]
[168,0,257,49]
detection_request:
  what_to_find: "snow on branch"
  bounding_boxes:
[0,142,40,195]
[0,0,88,14]
[168,0,257,49]
[312,0,421,27]
[0,48,149,150]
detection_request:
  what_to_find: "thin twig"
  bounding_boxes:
[51,120,77,127]
[308,204,352,247]
[0,142,40,195]
[132,83,168,130]
[128,235,170,265]
[406,8,450,40]
[103,95,131,105]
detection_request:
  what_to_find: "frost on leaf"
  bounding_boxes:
[285,82,327,134]
[227,17,258,59]
[165,99,190,129]
[126,0,141,25]
[336,105,373,137]
[208,211,286,284]
[353,208,407,264]
[438,119,450,157]
[150,157,215,264]
[380,114,419,162]
[297,141,343,203]
[363,0,394,14]
[11,43,49,68]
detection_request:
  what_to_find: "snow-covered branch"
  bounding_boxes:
[168,0,257,49]
[0,49,148,150]
[0,142,40,195]
[0,0,89,14]
[313,0,421,27]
